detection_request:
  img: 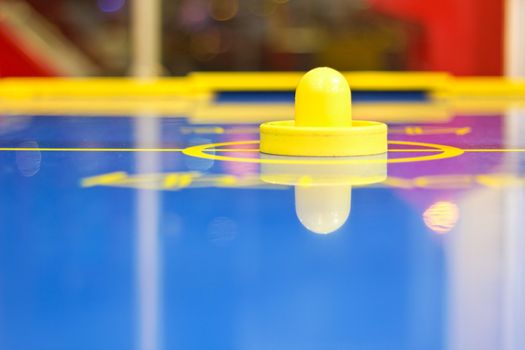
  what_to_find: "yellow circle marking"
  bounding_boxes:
[182,140,464,164]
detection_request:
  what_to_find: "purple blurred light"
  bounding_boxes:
[98,0,126,13]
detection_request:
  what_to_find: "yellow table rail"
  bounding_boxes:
[1,72,525,99]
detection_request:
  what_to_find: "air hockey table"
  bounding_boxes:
[1,72,525,350]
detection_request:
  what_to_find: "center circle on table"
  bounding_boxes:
[182,140,464,165]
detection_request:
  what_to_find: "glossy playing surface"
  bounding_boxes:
[1,90,524,350]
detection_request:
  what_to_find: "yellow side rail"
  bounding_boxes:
[1,72,525,99]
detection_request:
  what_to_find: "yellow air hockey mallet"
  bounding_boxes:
[259,67,388,234]
[260,67,388,156]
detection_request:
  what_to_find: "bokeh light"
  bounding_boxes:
[423,201,459,234]
[189,29,222,61]
[15,141,41,177]
[209,0,239,21]
[207,216,238,246]
[97,0,126,13]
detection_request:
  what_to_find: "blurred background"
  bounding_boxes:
[0,0,509,77]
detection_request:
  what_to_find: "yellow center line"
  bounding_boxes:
[461,149,525,152]
[0,147,184,152]
[0,147,524,153]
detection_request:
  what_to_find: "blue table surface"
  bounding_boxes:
[1,91,524,350]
